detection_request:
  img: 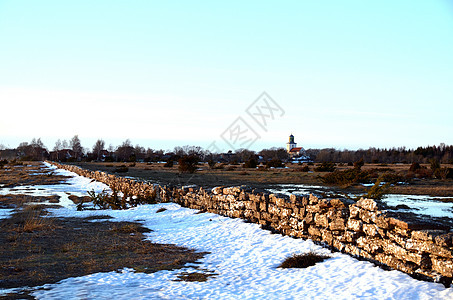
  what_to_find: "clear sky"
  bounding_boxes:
[1,1,452,152]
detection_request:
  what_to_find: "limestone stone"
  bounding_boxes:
[435,233,453,248]
[314,213,329,228]
[345,244,361,256]
[357,236,382,254]
[383,241,407,261]
[356,198,378,211]
[349,205,361,219]
[304,212,314,225]
[431,256,453,277]
[329,218,346,231]
[308,226,322,237]
[347,219,363,232]
[363,224,379,237]
[411,229,446,242]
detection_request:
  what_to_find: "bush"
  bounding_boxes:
[315,162,336,172]
[266,159,285,168]
[207,160,216,169]
[243,158,258,168]
[321,168,370,186]
[409,162,421,172]
[113,165,129,173]
[178,155,198,173]
[353,158,364,170]
[278,251,330,268]
[430,158,441,171]
[414,168,433,179]
[297,165,310,172]
[163,160,174,168]
[364,178,390,200]
[434,167,453,180]
[380,172,405,184]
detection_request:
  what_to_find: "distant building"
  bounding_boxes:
[286,134,304,155]
[286,134,310,161]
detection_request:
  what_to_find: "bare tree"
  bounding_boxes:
[116,139,135,161]
[62,139,69,149]
[70,135,83,160]
[93,139,105,161]
[53,139,62,160]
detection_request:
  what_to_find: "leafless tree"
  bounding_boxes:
[93,139,105,161]
[70,135,83,160]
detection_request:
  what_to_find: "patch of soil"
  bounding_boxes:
[0,162,71,188]
[174,269,218,282]
[0,197,208,292]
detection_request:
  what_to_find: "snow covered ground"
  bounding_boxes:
[0,164,452,299]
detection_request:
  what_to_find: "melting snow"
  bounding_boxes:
[0,163,452,299]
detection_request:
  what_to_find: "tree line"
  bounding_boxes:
[1,136,452,164]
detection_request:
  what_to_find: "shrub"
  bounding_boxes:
[266,159,285,168]
[380,172,404,184]
[113,165,128,173]
[278,251,330,268]
[409,162,421,172]
[315,162,336,172]
[321,168,370,186]
[430,158,441,171]
[178,155,198,173]
[364,178,390,200]
[207,160,216,169]
[353,158,364,170]
[296,166,310,172]
[434,167,453,180]
[243,158,258,168]
[163,160,174,168]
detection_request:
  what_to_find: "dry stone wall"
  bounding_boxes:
[49,161,453,284]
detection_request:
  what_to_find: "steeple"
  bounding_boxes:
[286,134,297,152]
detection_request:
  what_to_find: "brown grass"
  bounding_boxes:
[0,195,208,291]
[278,251,331,269]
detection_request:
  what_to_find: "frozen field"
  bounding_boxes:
[0,164,452,299]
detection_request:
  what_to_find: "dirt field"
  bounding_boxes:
[0,163,207,299]
[70,161,453,197]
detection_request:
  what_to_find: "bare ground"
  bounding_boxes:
[0,162,209,299]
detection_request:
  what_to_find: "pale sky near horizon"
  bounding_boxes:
[1,1,452,152]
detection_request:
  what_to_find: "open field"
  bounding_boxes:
[70,161,453,197]
[0,163,206,299]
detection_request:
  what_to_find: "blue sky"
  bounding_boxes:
[1,1,452,152]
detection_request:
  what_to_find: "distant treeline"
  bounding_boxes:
[307,144,453,164]
[0,136,452,164]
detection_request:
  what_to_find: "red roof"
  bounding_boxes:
[289,147,303,152]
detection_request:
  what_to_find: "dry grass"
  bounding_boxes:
[278,251,331,269]
[174,270,218,282]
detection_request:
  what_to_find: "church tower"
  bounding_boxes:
[286,134,297,152]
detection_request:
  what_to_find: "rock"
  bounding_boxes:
[356,198,378,211]
[329,218,346,231]
[308,226,322,236]
[314,213,329,228]
[363,224,379,237]
[347,219,363,232]
[411,230,446,242]
[431,257,453,277]
[435,233,453,248]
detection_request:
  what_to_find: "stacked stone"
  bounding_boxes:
[48,161,453,283]
[48,162,159,203]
